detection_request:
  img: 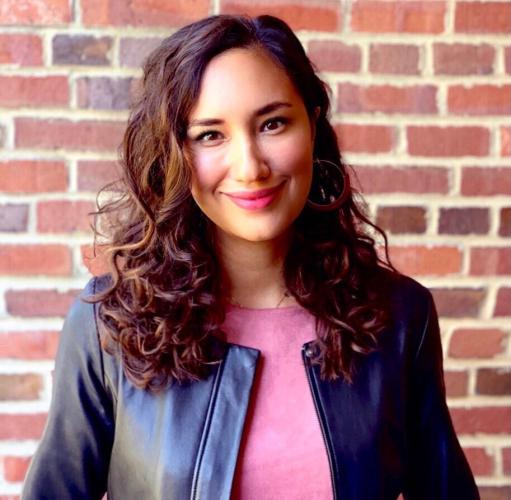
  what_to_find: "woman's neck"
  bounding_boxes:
[215,229,296,309]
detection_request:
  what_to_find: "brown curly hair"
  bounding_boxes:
[87,14,399,392]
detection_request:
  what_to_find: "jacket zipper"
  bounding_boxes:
[301,344,338,500]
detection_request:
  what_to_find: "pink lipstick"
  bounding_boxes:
[224,182,285,210]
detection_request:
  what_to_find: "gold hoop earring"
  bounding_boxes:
[306,159,349,212]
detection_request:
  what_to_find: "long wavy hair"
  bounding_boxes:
[88,14,398,392]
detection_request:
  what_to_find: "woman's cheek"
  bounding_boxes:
[191,150,225,191]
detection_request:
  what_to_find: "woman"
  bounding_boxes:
[23,14,479,500]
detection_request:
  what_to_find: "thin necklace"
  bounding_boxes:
[229,289,290,309]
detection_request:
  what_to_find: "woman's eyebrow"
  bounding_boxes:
[188,101,292,128]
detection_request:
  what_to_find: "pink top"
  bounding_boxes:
[221,304,332,499]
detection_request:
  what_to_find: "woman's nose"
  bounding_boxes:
[229,134,270,182]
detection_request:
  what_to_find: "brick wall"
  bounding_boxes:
[0,0,510,497]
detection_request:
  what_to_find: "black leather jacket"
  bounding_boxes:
[23,271,479,499]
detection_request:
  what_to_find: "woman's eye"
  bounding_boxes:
[195,131,222,143]
[262,117,287,132]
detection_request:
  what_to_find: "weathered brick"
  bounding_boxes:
[450,407,511,434]
[308,41,361,73]
[3,456,32,483]
[0,76,69,108]
[476,368,511,396]
[455,1,511,33]
[369,43,419,75]
[448,85,511,115]
[0,124,5,148]
[433,43,495,75]
[438,207,489,235]
[494,287,511,316]
[376,206,426,234]
[5,289,79,317]
[220,0,341,32]
[37,200,94,233]
[0,204,29,232]
[351,0,445,33]
[77,77,134,110]
[499,207,511,237]
[0,161,67,193]
[461,167,511,196]
[353,166,449,194]
[77,160,121,191]
[388,245,461,276]
[335,124,395,153]
[0,331,59,360]
[0,414,47,440]
[449,328,507,358]
[430,288,485,318]
[0,0,71,25]
[407,126,490,157]
[504,448,511,475]
[0,374,43,401]
[120,37,163,68]
[83,0,209,27]
[337,83,437,114]
[15,118,125,151]
[0,34,43,66]
[444,370,468,398]
[464,447,494,476]
[506,47,511,75]
[501,126,511,156]
[0,245,71,276]
[478,487,511,500]
[470,247,511,275]
[81,244,109,276]
[52,35,112,66]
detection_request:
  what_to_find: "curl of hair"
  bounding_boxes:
[86,14,399,391]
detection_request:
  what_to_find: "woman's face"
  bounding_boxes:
[185,47,316,244]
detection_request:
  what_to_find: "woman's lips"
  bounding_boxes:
[224,182,285,210]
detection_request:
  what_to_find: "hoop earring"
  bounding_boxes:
[306,159,349,212]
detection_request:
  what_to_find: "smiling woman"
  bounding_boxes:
[22,14,479,500]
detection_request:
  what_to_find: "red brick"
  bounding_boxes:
[479,486,511,500]
[81,244,109,276]
[448,85,511,116]
[0,331,59,360]
[376,206,426,234]
[470,247,511,276]
[335,124,395,153]
[0,374,43,401]
[353,166,449,194]
[494,287,511,317]
[351,0,446,33]
[0,0,71,25]
[37,200,94,233]
[499,207,511,237]
[120,37,163,68]
[501,126,511,156]
[433,43,495,75]
[430,288,485,318]
[52,35,113,66]
[455,1,511,33]
[369,43,419,75]
[449,328,507,358]
[0,245,71,276]
[220,0,341,32]
[0,204,29,232]
[503,448,511,475]
[388,245,461,276]
[82,0,210,27]
[444,370,468,398]
[308,41,361,73]
[0,495,20,500]
[0,414,47,440]
[407,126,489,157]
[0,34,43,66]
[0,76,68,108]
[0,161,67,193]
[438,207,489,235]
[464,447,494,476]
[506,47,511,75]
[77,160,121,191]
[77,77,134,110]
[461,167,511,196]
[5,289,79,317]
[15,118,125,151]
[450,407,511,434]
[3,456,32,483]
[337,83,437,114]
[476,368,511,396]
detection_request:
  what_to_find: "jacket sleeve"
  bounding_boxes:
[404,290,480,499]
[22,278,115,500]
